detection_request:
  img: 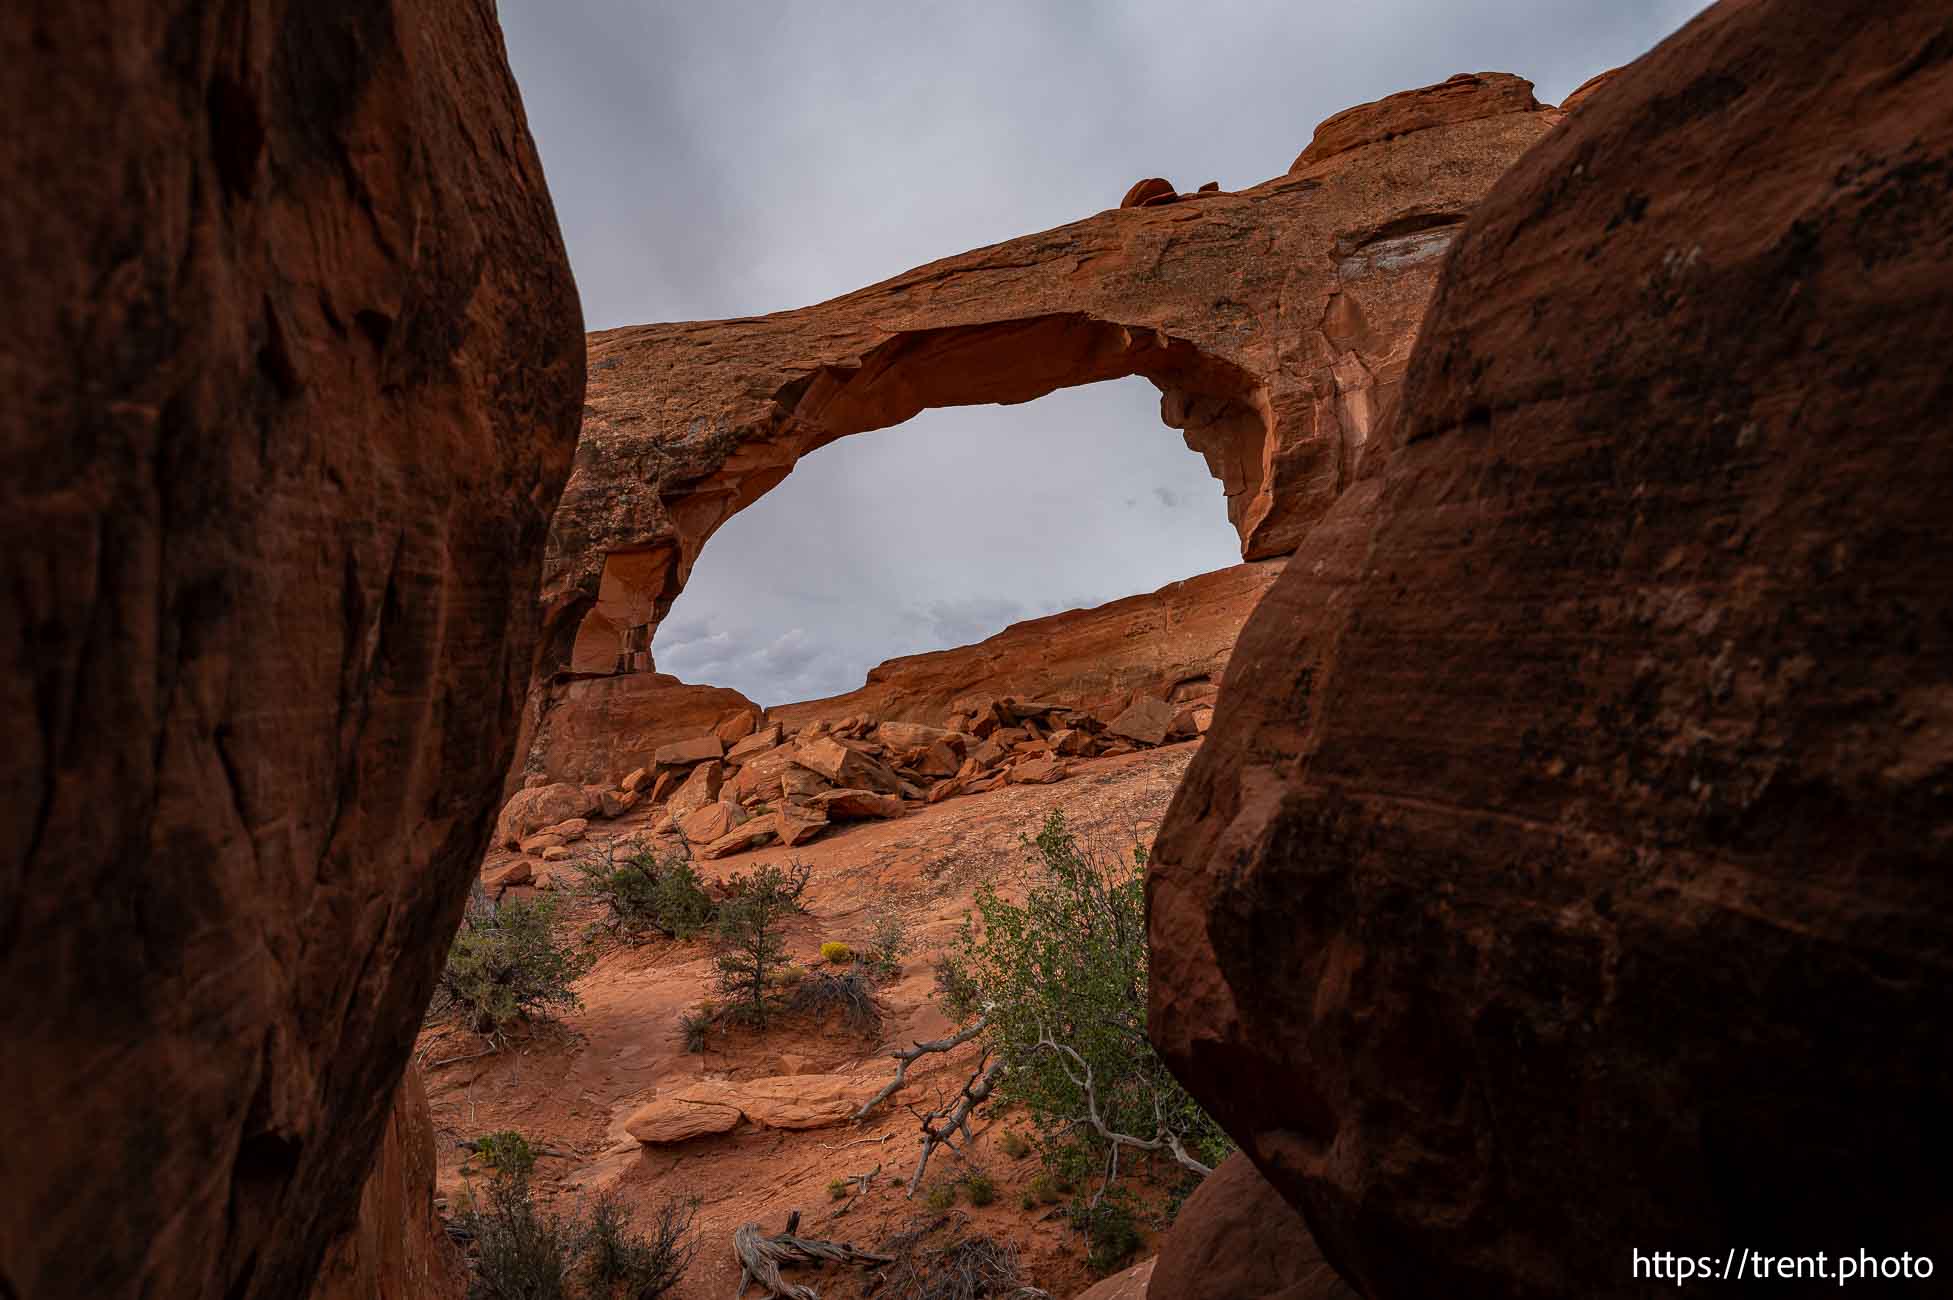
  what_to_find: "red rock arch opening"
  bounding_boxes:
[564,313,1270,676]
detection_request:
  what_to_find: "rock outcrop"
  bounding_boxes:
[1290,72,1544,172]
[527,670,760,786]
[1151,3,1953,1297]
[0,3,583,1297]
[767,561,1284,738]
[307,1067,462,1300]
[538,82,1561,684]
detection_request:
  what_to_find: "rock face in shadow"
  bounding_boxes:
[1150,2,1953,1297]
[308,1067,462,1300]
[0,4,584,1297]
[1149,1153,1358,1300]
[540,83,1560,680]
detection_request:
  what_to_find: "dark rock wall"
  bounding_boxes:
[0,3,584,1296]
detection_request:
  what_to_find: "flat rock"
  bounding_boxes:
[726,724,785,763]
[809,789,906,821]
[625,1074,886,1145]
[1107,696,1176,747]
[874,721,947,750]
[792,736,902,793]
[698,820,777,860]
[494,784,600,850]
[1007,758,1068,786]
[777,800,829,847]
[654,735,724,769]
[481,860,534,893]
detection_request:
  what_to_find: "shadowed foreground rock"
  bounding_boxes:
[1152,1,1953,1297]
[0,3,584,1297]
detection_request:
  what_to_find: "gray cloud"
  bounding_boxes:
[500,0,1710,705]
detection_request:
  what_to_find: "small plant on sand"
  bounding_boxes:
[459,1172,578,1300]
[468,1131,538,1180]
[923,1182,957,1212]
[963,1171,997,1207]
[678,1005,715,1054]
[433,891,590,1036]
[788,969,881,1035]
[864,913,909,980]
[819,940,854,965]
[712,863,800,1028]
[997,1131,1031,1160]
[827,1178,851,1202]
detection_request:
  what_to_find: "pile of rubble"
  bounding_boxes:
[487,689,1214,885]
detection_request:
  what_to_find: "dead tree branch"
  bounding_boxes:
[1030,1023,1211,1202]
[855,1015,989,1120]
[906,1052,1006,1196]
[733,1208,892,1299]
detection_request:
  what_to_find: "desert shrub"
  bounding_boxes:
[935,811,1231,1185]
[436,893,591,1035]
[828,1178,851,1202]
[819,940,854,964]
[865,913,909,980]
[678,1006,714,1054]
[963,1171,996,1207]
[721,859,810,911]
[713,863,800,1027]
[923,1182,957,1212]
[470,1131,538,1180]
[581,1190,700,1299]
[1027,1173,1063,1207]
[1070,1194,1143,1275]
[996,1131,1030,1160]
[788,970,881,1034]
[875,1217,1039,1300]
[460,1173,578,1300]
[576,841,715,941]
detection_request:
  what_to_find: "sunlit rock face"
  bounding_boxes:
[0,2,584,1295]
[1150,2,1953,1296]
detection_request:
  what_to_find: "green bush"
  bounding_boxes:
[964,1171,997,1207]
[934,811,1231,1194]
[1071,1195,1143,1275]
[435,893,590,1035]
[713,864,800,1028]
[576,842,716,941]
[997,1131,1031,1160]
[470,1131,537,1180]
[923,1182,957,1212]
[460,1173,577,1300]
[1028,1173,1064,1206]
[819,940,854,964]
[678,1006,714,1054]
[827,1178,851,1202]
[581,1189,699,1299]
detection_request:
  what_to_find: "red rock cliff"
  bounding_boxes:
[1151,2,1953,1296]
[0,3,584,1296]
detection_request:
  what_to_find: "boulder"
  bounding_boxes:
[649,767,685,804]
[1148,1154,1357,1299]
[916,741,963,777]
[1290,71,1542,171]
[530,673,758,786]
[969,738,1010,770]
[624,1074,884,1144]
[925,778,967,806]
[777,800,829,847]
[495,784,600,850]
[714,709,759,744]
[599,788,639,819]
[780,765,834,799]
[875,721,948,750]
[809,790,906,821]
[726,723,785,763]
[1107,696,1176,746]
[793,736,902,793]
[1120,177,1176,208]
[622,1094,744,1144]
[681,799,748,846]
[729,746,799,801]
[620,767,649,794]
[536,817,588,842]
[1048,728,1095,756]
[481,860,534,893]
[1007,758,1068,786]
[517,833,566,856]
[1074,1259,1155,1300]
[654,735,724,769]
[698,819,777,860]
[538,846,571,863]
[666,761,724,821]
[1152,7,1953,1297]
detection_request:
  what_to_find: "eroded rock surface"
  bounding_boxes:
[1152,3,1953,1296]
[541,83,1561,679]
[0,3,583,1296]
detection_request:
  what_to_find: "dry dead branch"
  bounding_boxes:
[733,1208,893,1299]
[906,1052,1006,1196]
[855,1016,989,1120]
[1030,1022,1212,1202]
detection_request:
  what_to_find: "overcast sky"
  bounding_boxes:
[499,0,1707,705]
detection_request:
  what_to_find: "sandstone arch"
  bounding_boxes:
[540,74,1565,681]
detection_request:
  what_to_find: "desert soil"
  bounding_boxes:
[418,741,1203,1299]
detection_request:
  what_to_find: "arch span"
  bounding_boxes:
[539,75,1563,680]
